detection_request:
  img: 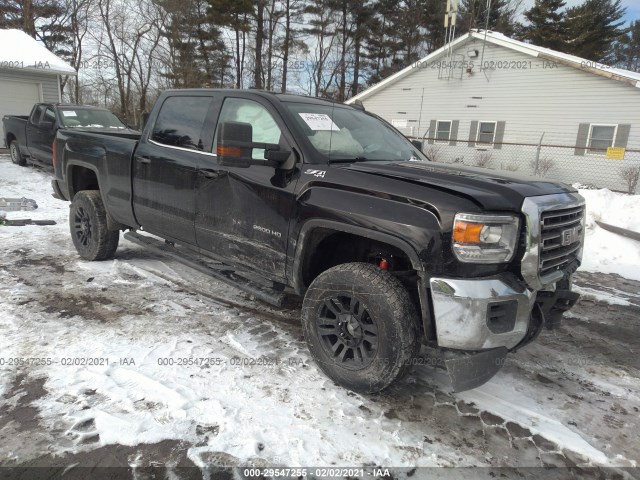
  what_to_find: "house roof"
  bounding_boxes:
[0,29,76,76]
[346,30,640,104]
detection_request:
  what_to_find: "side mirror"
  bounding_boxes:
[411,139,423,151]
[217,121,254,168]
[40,121,55,130]
[217,121,291,168]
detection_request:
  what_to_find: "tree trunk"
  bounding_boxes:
[281,0,291,93]
[353,35,360,96]
[235,23,241,88]
[23,0,36,37]
[254,0,264,89]
[338,0,347,101]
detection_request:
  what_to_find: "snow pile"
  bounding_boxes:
[577,188,640,281]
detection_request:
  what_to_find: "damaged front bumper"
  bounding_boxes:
[429,273,577,391]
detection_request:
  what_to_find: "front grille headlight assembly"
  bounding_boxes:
[452,213,520,263]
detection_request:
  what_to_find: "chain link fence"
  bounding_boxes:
[411,131,640,195]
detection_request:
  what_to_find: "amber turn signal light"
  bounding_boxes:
[217,145,244,157]
[453,221,484,244]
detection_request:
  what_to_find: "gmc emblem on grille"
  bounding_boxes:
[561,226,580,246]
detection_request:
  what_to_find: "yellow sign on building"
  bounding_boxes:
[606,147,626,160]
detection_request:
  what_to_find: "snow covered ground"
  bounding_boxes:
[1,155,639,477]
[577,187,640,282]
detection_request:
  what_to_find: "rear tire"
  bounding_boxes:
[69,190,119,261]
[9,140,26,166]
[302,262,420,393]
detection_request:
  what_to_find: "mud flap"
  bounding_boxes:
[444,347,508,392]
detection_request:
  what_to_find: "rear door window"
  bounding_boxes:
[30,105,45,124]
[151,96,214,151]
[43,107,56,125]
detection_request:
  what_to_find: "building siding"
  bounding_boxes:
[359,37,640,190]
[0,69,60,103]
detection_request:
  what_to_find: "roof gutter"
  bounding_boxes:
[536,52,640,89]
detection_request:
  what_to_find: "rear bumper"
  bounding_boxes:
[430,273,535,351]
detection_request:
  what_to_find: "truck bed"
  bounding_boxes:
[54,129,141,228]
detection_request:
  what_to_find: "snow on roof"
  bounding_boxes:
[346,30,640,104]
[0,29,76,75]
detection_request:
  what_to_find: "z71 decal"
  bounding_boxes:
[303,169,326,178]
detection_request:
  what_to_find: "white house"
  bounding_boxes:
[346,30,640,192]
[0,29,77,146]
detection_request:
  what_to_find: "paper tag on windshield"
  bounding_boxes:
[298,113,339,131]
[62,111,78,117]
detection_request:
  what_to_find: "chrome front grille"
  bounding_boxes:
[521,193,585,291]
[539,206,584,277]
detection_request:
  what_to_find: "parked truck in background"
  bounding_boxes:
[51,89,584,393]
[3,103,139,168]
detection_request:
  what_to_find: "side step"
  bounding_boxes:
[123,231,287,307]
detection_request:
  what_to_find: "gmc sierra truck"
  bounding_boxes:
[52,89,584,393]
[3,103,138,167]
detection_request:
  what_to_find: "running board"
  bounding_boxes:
[123,231,286,307]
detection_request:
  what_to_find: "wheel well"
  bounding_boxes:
[300,228,423,333]
[69,166,99,197]
[6,133,16,147]
[301,228,415,284]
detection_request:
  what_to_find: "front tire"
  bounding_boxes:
[69,190,119,261]
[9,140,26,166]
[302,262,420,393]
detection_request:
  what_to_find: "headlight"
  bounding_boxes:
[452,213,520,263]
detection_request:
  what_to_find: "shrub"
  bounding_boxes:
[620,165,640,194]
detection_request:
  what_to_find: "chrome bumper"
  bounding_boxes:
[430,273,536,350]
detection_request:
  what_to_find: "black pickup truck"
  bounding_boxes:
[3,103,138,167]
[52,89,584,393]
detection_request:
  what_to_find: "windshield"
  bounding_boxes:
[59,108,127,129]
[285,102,427,163]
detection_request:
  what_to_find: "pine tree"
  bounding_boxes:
[207,0,254,88]
[157,0,228,88]
[565,0,627,62]
[458,0,519,36]
[421,0,446,52]
[612,20,640,72]
[521,0,568,51]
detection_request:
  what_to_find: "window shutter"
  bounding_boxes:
[449,120,459,146]
[614,124,631,148]
[468,121,478,147]
[428,120,437,144]
[493,121,506,149]
[574,123,590,156]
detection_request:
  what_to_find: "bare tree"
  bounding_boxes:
[474,151,493,168]
[531,156,556,176]
[620,165,640,195]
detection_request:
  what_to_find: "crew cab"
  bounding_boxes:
[3,103,138,167]
[52,89,584,393]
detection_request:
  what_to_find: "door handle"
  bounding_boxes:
[136,156,151,165]
[199,169,225,179]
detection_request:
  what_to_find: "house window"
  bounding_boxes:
[587,124,616,154]
[476,121,496,144]
[436,121,452,142]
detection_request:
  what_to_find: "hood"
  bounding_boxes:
[342,161,575,211]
